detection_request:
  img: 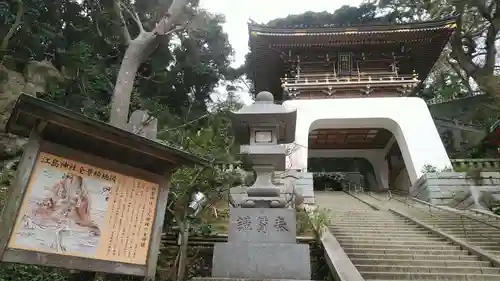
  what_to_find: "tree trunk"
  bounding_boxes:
[108,0,191,128]
[109,32,156,128]
[473,74,500,100]
[176,219,190,281]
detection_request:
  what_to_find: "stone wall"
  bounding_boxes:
[0,61,62,164]
[410,172,500,208]
[288,172,314,204]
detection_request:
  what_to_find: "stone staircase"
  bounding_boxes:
[315,191,500,280]
[365,192,500,258]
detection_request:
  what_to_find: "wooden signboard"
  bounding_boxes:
[10,151,158,265]
[0,141,167,278]
[0,94,208,280]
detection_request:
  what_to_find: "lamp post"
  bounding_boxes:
[210,92,311,280]
[187,191,207,218]
[228,91,297,208]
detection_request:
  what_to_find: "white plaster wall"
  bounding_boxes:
[284,97,451,185]
[308,149,389,191]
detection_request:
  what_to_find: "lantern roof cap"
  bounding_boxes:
[229,91,296,144]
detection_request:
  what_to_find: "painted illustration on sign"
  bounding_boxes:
[8,152,159,265]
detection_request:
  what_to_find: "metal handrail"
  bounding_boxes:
[367,191,383,202]
[469,208,500,220]
[398,196,500,250]
[410,197,500,231]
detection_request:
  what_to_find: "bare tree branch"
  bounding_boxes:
[1,0,24,52]
[447,54,474,94]
[163,25,186,36]
[450,3,480,76]
[86,0,112,45]
[484,23,497,73]
[472,0,493,21]
[152,0,190,36]
[118,0,145,34]
[112,0,131,44]
[109,0,191,127]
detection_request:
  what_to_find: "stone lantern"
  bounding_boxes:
[229,91,296,208]
[210,91,311,280]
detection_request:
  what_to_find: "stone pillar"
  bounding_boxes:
[212,91,311,280]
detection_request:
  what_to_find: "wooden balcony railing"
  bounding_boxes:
[281,74,419,89]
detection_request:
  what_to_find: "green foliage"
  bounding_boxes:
[307,208,331,238]
[266,3,385,27]
[419,72,473,102]
[420,164,453,174]
[296,207,331,239]
[296,210,313,236]
[0,0,242,279]
[1,0,237,121]
[0,264,70,281]
[491,202,500,215]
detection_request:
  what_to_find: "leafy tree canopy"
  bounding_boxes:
[0,0,243,279]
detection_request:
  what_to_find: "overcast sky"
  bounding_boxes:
[200,0,364,104]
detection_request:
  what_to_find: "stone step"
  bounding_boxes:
[351,258,490,267]
[423,229,498,235]
[436,228,500,233]
[407,215,500,222]
[339,242,459,250]
[356,264,500,274]
[333,215,410,220]
[435,230,500,236]
[470,244,500,251]
[414,225,499,231]
[416,219,500,224]
[343,247,468,255]
[447,233,500,238]
[487,251,500,256]
[347,253,480,261]
[401,223,497,229]
[468,237,500,242]
[330,215,411,219]
[331,222,417,226]
[333,222,412,226]
[331,219,414,223]
[468,239,500,244]
[317,192,500,281]
[336,237,446,243]
[360,272,500,280]
[331,232,436,238]
[330,229,434,235]
[337,239,452,246]
[413,219,500,224]
[331,225,425,231]
[419,224,500,230]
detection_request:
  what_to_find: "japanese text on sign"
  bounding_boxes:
[8,152,159,265]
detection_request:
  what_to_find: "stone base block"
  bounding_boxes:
[212,243,311,280]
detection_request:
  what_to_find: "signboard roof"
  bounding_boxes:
[6,94,209,173]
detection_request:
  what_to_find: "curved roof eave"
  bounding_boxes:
[247,17,457,35]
